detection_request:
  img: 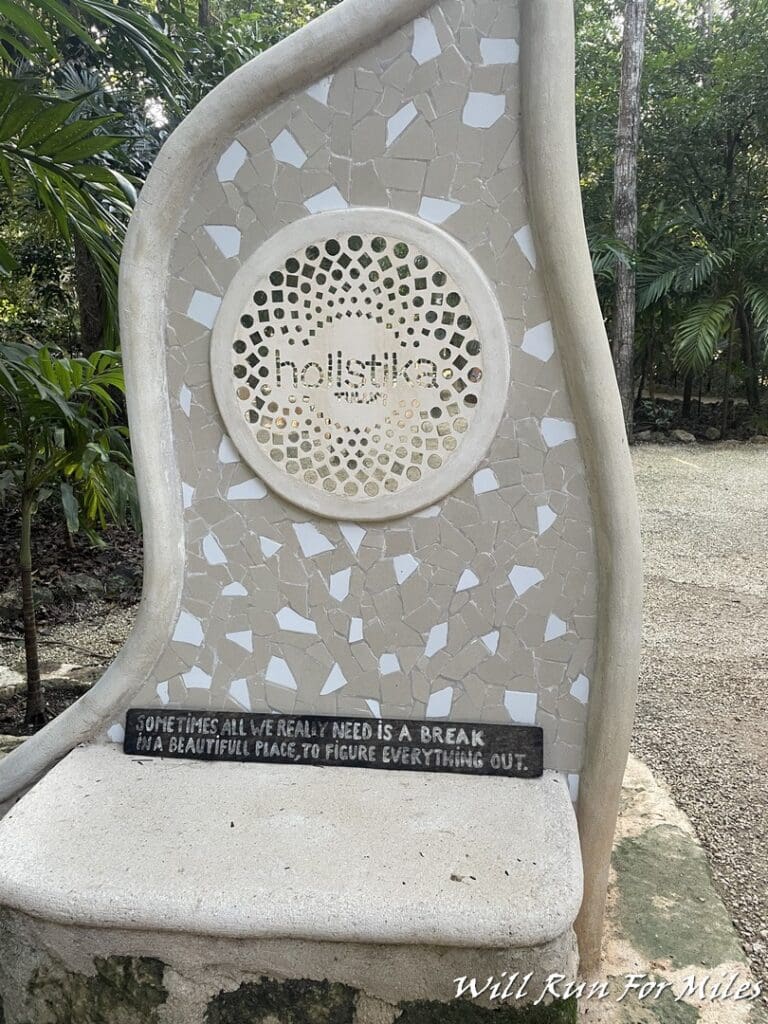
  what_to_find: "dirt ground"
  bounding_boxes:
[632,442,768,991]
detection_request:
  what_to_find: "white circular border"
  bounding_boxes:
[211,208,510,521]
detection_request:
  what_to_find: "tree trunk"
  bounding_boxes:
[700,0,714,34]
[682,371,694,418]
[611,0,649,442]
[20,495,45,727]
[198,0,209,27]
[73,234,106,356]
[721,323,735,438]
[635,342,649,407]
[737,302,760,411]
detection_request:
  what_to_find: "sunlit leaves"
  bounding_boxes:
[0,0,181,98]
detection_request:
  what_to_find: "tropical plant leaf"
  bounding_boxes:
[672,296,736,374]
[1,0,182,98]
[0,237,19,276]
[0,0,57,56]
[744,283,768,330]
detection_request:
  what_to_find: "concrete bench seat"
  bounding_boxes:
[0,745,581,951]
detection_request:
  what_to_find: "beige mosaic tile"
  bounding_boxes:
[120,0,598,780]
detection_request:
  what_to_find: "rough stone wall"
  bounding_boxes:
[114,0,597,782]
[0,947,579,1024]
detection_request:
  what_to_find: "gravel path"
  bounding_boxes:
[632,442,768,990]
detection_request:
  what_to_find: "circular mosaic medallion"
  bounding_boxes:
[211,210,510,520]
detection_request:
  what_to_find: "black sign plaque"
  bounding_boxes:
[123,709,543,779]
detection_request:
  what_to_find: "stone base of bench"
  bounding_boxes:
[0,745,582,1022]
[0,909,578,1023]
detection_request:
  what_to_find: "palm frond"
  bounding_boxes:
[672,295,736,374]
[744,283,768,330]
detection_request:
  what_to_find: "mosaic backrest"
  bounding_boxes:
[114,0,597,792]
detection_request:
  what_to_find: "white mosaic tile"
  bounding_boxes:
[504,690,537,724]
[418,196,461,224]
[202,532,227,565]
[386,101,417,146]
[366,698,382,719]
[229,678,251,710]
[348,617,363,643]
[567,773,580,802]
[514,224,537,268]
[306,74,332,105]
[218,435,240,464]
[456,568,479,592]
[536,504,557,535]
[303,185,348,213]
[462,92,506,128]
[183,666,212,689]
[179,385,192,417]
[541,418,577,448]
[508,565,544,596]
[521,320,555,362]
[293,522,334,557]
[276,607,317,635]
[259,536,282,558]
[570,673,590,705]
[379,653,401,675]
[411,17,441,64]
[338,522,366,554]
[107,723,124,744]
[226,629,253,652]
[414,504,441,518]
[204,225,241,258]
[329,568,351,602]
[173,610,204,647]
[480,37,519,65]
[544,614,567,642]
[393,553,419,584]
[270,128,307,168]
[265,656,297,690]
[426,685,453,718]
[320,663,348,695]
[226,478,267,500]
[216,140,247,182]
[222,582,248,597]
[472,467,499,494]
[181,482,194,509]
[156,681,170,705]
[481,630,499,655]
[425,622,448,658]
[186,290,221,328]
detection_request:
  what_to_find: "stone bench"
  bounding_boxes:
[0,0,641,1020]
[0,745,581,1018]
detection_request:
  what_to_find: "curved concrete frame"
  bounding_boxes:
[520,0,643,971]
[0,0,437,806]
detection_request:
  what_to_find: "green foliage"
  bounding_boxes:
[578,0,768,422]
[0,81,134,310]
[0,0,182,99]
[673,296,736,374]
[0,345,137,534]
